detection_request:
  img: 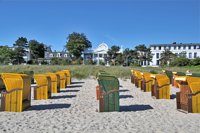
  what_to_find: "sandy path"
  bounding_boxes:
[0,79,200,133]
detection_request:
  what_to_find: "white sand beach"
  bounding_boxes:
[0,78,200,133]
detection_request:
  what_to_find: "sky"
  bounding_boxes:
[0,0,199,51]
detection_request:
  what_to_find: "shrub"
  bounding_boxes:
[99,60,105,65]
[84,59,94,65]
[170,57,191,66]
[191,57,200,66]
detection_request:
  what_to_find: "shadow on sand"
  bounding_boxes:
[51,95,76,99]
[170,94,176,99]
[119,95,133,99]
[28,103,71,111]
[119,89,129,92]
[120,105,153,112]
[60,89,80,93]
[71,82,85,84]
[67,85,82,88]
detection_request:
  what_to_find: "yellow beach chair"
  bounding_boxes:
[56,72,66,89]
[34,74,51,100]
[141,72,153,92]
[47,73,58,93]
[62,70,71,85]
[1,73,31,112]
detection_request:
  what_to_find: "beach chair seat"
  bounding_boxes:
[163,70,173,84]
[0,73,31,112]
[47,73,58,93]
[176,76,200,113]
[172,72,185,88]
[62,70,71,85]
[151,74,170,99]
[98,75,119,112]
[56,72,66,89]
[134,70,142,89]
[141,72,153,92]
[131,70,135,84]
[34,74,51,100]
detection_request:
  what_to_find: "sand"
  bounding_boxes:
[0,78,200,133]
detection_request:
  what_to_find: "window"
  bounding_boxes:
[104,54,107,57]
[183,46,186,50]
[188,46,191,49]
[164,46,166,50]
[194,45,196,49]
[49,53,53,57]
[194,52,197,58]
[159,46,161,50]
[175,53,178,56]
[156,60,160,65]
[168,46,171,50]
[174,46,176,50]
[178,46,181,50]
[189,53,192,58]
[154,46,156,50]
[99,54,102,57]
[64,54,67,57]
[156,53,159,59]
[94,54,98,58]
[57,53,60,57]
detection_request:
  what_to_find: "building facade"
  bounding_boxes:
[149,43,200,66]
[83,43,109,64]
[44,47,70,64]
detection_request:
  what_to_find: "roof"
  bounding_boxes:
[150,43,200,47]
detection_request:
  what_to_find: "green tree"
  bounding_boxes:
[160,49,176,66]
[135,44,152,66]
[66,32,92,59]
[13,37,28,64]
[0,46,16,64]
[107,45,120,65]
[28,40,45,60]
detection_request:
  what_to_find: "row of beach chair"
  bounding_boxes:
[0,70,71,112]
[131,70,200,113]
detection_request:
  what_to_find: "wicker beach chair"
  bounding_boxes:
[172,72,185,88]
[62,70,71,85]
[176,76,200,113]
[141,72,153,92]
[134,70,142,88]
[56,72,66,89]
[0,73,31,112]
[34,74,51,100]
[131,70,135,84]
[151,74,170,99]
[98,75,119,112]
[47,73,58,93]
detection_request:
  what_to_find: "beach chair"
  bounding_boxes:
[141,72,153,92]
[151,74,170,99]
[0,73,31,112]
[34,74,51,100]
[62,70,71,85]
[98,75,119,112]
[47,73,58,93]
[172,72,185,88]
[134,70,142,88]
[56,72,66,89]
[162,70,173,84]
[176,76,200,113]
[131,70,135,84]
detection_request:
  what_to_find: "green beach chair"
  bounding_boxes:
[98,75,119,112]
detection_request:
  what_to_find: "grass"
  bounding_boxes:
[0,65,200,79]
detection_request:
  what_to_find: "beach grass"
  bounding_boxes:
[0,65,199,79]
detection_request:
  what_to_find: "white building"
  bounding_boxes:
[149,43,200,66]
[83,42,123,65]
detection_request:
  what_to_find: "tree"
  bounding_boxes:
[135,44,152,66]
[13,37,28,64]
[0,46,16,64]
[160,49,176,66]
[107,45,120,65]
[66,32,92,59]
[28,40,45,60]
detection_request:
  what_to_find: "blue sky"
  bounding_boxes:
[0,0,199,51]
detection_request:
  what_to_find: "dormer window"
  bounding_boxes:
[57,53,60,57]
